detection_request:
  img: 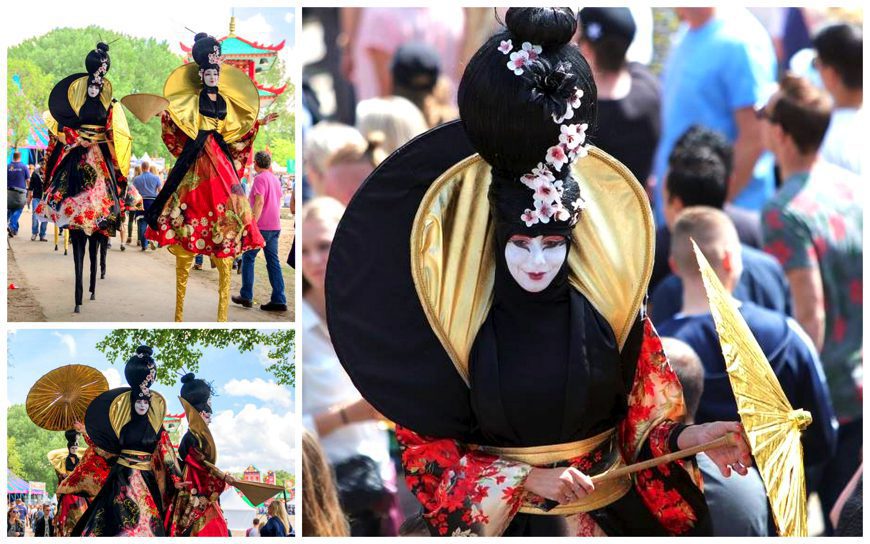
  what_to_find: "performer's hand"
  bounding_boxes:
[524,466,594,505]
[174,481,193,490]
[677,421,753,477]
[73,420,85,433]
[223,474,236,485]
[76,137,92,148]
[260,113,279,125]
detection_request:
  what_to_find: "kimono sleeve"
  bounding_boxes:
[161,111,191,158]
[618,317,711,535]
[396,425,531,536]
[227,121,260,180]
[152,428,183,507]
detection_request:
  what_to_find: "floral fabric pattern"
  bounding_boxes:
[761,169,863,422]
[166,447,229,536]
[146,112,264,258]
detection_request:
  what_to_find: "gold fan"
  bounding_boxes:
[26,365,109,431]
[121,93,169,123]
[203,459,285,506]
[693,240,811,536]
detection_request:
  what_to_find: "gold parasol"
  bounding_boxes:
[26,365,109,431]
[179,396,216,464]
[121,93,170,123]
[693,240,811,536]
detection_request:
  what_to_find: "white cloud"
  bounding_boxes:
[52,332,77,357]
[256,345,273,367]
[210,404,295,473]
[238,14,274,42]
[284,12,295,24]
[102,367,122,389]
[222,378,292,409]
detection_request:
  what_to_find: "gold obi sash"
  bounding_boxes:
[78,124,108,143]
[117,450,152,470]
[471,429,632,515]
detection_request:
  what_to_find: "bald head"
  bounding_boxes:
[670,206,742,287]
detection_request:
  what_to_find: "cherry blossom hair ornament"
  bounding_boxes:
[459,7,595,234]
[124,345,157,400]
[192,33,224,71]
[85,42,110,88]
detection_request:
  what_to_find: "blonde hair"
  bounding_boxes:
[301,196,345,228]
[304,123,368,176]
[356,96,428,161]
[268,499,291,535]
[670,206,741,280]
[302,430,349,536]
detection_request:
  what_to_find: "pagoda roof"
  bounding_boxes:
[181,35,285,57]
[257,83,287,96]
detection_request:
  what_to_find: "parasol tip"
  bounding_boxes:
[789,409,813,431]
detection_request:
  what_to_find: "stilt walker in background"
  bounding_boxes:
[41,112,70,256]
[36,42,131,313]
[145,32,275,322]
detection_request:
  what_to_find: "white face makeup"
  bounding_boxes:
[87,84,101,98]
[134,399,150,416]
[504,234,568,292]
[201,68,220,88]
[200,411,212,425]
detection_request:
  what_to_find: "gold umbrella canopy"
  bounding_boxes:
[693,241,812,537]
[26,365,109,431]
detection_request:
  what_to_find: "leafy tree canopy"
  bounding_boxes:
[7,404,66,496]
[95,329,295,386]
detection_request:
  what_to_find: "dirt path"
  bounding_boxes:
[8,209,295,323]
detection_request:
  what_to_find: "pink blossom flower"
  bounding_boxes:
[521,208,539,227]
[570,88,584,109]
[555,204,572,222]
[553,105,575,124]
[546,145,568,171]
[533,180,558,204]
[535,199,554,223]
[507,50,530,75]
[559,123,587,151]
[521,42,542,61]
[498,40,513,55]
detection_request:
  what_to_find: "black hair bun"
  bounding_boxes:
[505,8,577,48]
[136,345,153,357]
[194,32,209,42]
[180,372,195,384]
[96,42,109,53]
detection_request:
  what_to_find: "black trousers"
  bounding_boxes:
[70,230,87,306]
[70,230,108,306]
[89,232,108,292]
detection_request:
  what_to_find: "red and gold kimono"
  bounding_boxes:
[166,446,229,536]
[397,318,707,536]
[54,434,117,536]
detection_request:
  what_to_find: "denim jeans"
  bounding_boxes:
[31,197,48,238]
[240,230,285,304]
[138,199,155,248]
[8,207,23,233]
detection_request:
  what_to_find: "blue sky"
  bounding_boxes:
[8,329,296,473]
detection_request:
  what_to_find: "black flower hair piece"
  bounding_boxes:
[525,60,578,122]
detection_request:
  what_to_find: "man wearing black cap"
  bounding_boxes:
[391,42,456,128]
[577,8,660,194]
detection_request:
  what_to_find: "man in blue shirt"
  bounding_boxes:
[657,207,837,470]
[653,8,776,225]
[131,160,162,250]
[7,151,30,237]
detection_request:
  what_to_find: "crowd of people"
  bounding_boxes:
[299,7,862,537]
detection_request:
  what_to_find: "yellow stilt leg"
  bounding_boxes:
[53,224,59,249]
[214,257,233,322]
[171,246,195,322]
[63,228,69,252]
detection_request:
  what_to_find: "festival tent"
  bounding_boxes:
[219,487,257,533]
[7,470,29,495]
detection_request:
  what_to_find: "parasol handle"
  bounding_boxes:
[592,433,737,484]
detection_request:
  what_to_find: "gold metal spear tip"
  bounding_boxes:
[789,409,813,431]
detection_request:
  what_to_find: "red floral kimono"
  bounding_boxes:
[397,318,707,536]
[36,108,124,237]
[166,446,229,536]
[146,111,264,258]
[54,434,116,536]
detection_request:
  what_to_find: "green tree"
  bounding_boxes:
[7,404,66,496]
[9,26,182,159]
[252,57,296,167]
[8,436,25,476]
[7,59,52,151]
[95,329,295,386]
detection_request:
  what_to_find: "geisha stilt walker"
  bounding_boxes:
[166,373,234,536]
[145,33,276,322]
[48,430,90,536]
[36,42,131,313]
[72,346,183,536]
[326,8,755,536]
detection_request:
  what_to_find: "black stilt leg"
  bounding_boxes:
[88,233,99,299]
[70,230,87,311]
